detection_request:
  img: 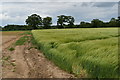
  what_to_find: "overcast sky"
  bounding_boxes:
[0,0,119,26]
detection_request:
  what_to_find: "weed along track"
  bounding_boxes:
[2,32,74,78]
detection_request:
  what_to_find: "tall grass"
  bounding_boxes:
[32,28,119,78]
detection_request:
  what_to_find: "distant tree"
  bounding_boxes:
[108,18,118,27]
[43,17,52,29]
[57,15,75,28]
[67,16,75,27]
[0,26,2,31]
[25,14,42,29]
[80,21,91,28]
[2,24,32,31]
[57,15,67,28]
[91,19,104,28]
[118,16,120,21]
[80,21,86,28]
[118,16,120,26]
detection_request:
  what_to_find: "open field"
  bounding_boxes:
[32,28,119,78]
[2,31,27,36]
[2,31,26,44]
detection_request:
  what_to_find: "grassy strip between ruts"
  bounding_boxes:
[32,28,119,78]
[15,31,32,46]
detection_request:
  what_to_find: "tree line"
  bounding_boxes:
[2,14,120,31]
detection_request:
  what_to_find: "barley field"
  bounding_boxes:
[32,28,119,78]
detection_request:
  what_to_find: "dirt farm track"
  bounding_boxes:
[1,32,75,78]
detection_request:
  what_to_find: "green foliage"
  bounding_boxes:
[32,28,119,78]
[91,19,104,28]
[43,17,52,29]
[19,31,32,35]
[108,18,119,27]
[25,14,42,29]
[3,56,11,61]
[57,15,75,28]
[15,32,32,45]
[80,22,91,28]
[11,62,16,66]
[0,26,2,31]
[118,16,120,21]
[8,47,15,51]
[67,16,75,26]
[15,36,28,45]
[2,25,32,31]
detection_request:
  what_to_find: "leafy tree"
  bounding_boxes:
[80,21,91,28]
[2,25,32,31]
[117,17,120,27]
[80,21,86,28]
[91,19,104,28]
[118,16,120,21]
[25,14,42,29]
[67,16,75,27]
[57,15,75,28]
[108,18,118,27]
[57,15,67,28]
[43,17,52,29]
[0,26,2,31]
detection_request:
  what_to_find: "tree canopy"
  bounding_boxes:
[91,19,104,28]
[25,14,42,29]
[57,15,75,28]
[43,17,52,29]
[0,26,2,31]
